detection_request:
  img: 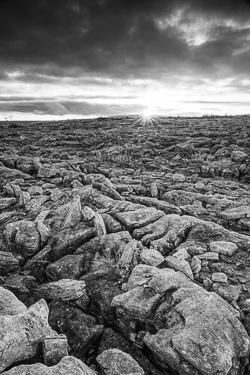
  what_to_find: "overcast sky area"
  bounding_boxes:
[1,0,250,120]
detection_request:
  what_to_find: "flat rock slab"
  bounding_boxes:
[0,299,53,372]
[115,208,164,230]
[97,348,144,375]
[209,241,238,256]
[112,265,250,375]
[220,206,250,220]
[212,272,228,283]
[34,279,87,301]
[3,356,97,375]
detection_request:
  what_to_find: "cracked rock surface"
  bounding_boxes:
[1,115,250,374]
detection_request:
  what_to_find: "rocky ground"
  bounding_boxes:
[1,114,250,374]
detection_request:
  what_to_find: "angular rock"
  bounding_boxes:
[140,248,164,267]
[231,150,248,162]
[209,241,238,256]
[190,255,201,277]
[97,348,144,375]
[75,231,131,260]
[212,272,228,283]
[4,220,40,258]
[212,283,241,302]
[61,195,82,230]
[97,328,162,375]
[24,244,52,270]
[115,208,164,230]
[0,251,19,274]
[46,254,86,281]
[94,211,107,236]
[150,182,158,198]
[28,185,43,196]
[49,301,104,360]
[165,255,193,279]
[4,273,39,302]
[101,213,123,233]
[118,239,140,275]
[220,206,250,220]
[81,256,122,324]
[0,286,26,316]
[112,265,250,375]
[34,279,87,301]
[38,165,58,178]
[3,356,97,375]
[0,299,53,372]
[50,223,95,261]
[43,334,68,366]
[0,197,16,210]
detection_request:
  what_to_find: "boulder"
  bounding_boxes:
[97,348,144,375]
[140,248,164,267]
[0,251,19,274]
[165,255,193,279]
[112,265,250,375]
[231,150,248,162]
[43,334,68,366]
[34,279,87,301]
[97,328,162,375]
[2,356,97,375]
[101,213,123,233]
[49,301,104,360]
[0,286,26,316]
[46,254,86,281]
[220,206,250,220]
[4,220,40,258]
[0,197,16,210]
[75,231,131,260]
[50,223,95,261]
[0,299,54,372]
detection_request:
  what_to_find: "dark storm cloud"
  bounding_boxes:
[1,0,249,80]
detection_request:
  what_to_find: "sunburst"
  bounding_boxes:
[135,109,159,125]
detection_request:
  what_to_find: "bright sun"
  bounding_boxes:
[135,108,158,125]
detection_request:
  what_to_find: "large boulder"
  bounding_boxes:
[0,299,54,372]
[49,301,104,360]
[112,265,250,375]
[2,356,96,375]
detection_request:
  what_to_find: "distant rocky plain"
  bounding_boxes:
[1,115,250,374]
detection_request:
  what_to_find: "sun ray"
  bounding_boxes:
[135,109,159,125]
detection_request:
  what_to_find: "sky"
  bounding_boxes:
[1,0,250,120]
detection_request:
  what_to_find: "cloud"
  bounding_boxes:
[1,0,250,119]
[0,0,248,79]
